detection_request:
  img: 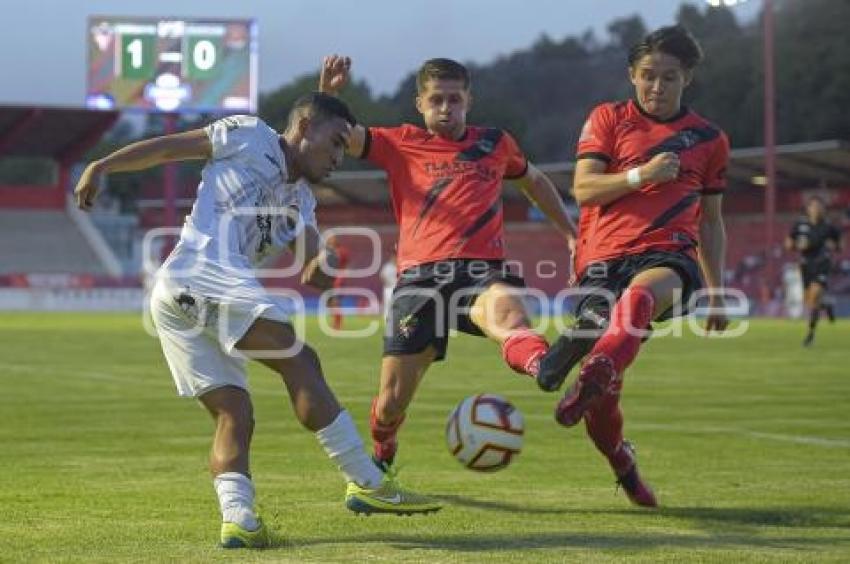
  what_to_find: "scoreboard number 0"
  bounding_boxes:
[193,40,216,71]
[186,36,221,79]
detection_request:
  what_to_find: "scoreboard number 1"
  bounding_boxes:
[119,34,155,79]
[126,39,143,68]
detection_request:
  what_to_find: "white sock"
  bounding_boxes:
[315,409,384,488]
[213,472,259,530]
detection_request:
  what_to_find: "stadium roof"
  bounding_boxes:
[316,139,850,204]
[0,106,119,163]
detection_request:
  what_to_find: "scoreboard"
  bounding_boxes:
[86,17,257,113]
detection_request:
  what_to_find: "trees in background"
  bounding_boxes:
[258,1,850,163]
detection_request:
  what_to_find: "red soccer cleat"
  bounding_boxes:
[554,354,619,427]
[610,441,657,508]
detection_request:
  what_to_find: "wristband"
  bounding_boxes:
[626,167,642,188]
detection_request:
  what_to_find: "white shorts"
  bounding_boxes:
[150,277,292,398]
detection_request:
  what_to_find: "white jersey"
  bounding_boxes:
[151,115,318,396]
[159,115,316,296]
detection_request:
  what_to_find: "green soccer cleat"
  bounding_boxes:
[220,517,272,549]
[345,476,442,516]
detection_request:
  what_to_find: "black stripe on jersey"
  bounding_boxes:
[411,178,452,236]
[452,199,503,252]
[641,191,700,235]
[700,187,724,195]
[645,126,720,158]
[456,128,503,162]
[577,152,612,163]
[360,128,372,160]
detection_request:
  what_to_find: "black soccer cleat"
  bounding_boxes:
[803,331,815,347]
[536,328,598,392]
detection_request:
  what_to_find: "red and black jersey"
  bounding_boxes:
[363,124,528,272]
[574,99,730,277]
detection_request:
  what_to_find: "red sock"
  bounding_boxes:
[584,393,624,460]
[589,286,654,374]
[370,397,405,464]
[501,329,548,377]
[332,312,343,330]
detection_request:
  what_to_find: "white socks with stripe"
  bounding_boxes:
[213,472,259,530]
[315,409,384,489]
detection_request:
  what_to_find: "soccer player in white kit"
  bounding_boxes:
[74,93,440,549]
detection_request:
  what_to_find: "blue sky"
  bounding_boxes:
[0,0,760,106]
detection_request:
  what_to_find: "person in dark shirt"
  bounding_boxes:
[785,196,842,346]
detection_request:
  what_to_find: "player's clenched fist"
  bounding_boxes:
[641,152,680,184]
[74,163,103,211]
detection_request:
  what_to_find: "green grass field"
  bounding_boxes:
[1,313,849,563]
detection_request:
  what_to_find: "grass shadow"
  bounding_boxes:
[658,506,850,529]
[436,493,850,529]
[286,530,850,553]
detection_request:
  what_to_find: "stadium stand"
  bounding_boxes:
[0,209,110,275]
[0,106,120,278]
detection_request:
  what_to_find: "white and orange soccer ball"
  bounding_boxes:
[445,393,524,472]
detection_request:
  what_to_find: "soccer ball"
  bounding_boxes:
[445,393,524,472]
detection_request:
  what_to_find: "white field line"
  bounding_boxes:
[634,422,850,449]
[0,362,164,388]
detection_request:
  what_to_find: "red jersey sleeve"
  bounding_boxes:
[500,130,529,179]
[576,103,617,164]
[702,131,730,195]
[362,126,402,170]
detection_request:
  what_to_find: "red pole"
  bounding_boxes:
[763,0,777,307]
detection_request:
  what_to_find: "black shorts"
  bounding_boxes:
[800,258,831,289]
[384,259,525,361]
[573,250,703,325]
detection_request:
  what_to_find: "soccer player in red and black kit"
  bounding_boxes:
[536,25,731,507]
[785,196,842,346]
[320,56,577,494]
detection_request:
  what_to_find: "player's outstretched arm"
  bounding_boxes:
[74,129,211,211]
[572,152,679,207]
[514,163,576,245]
[318,54,367,158]
[297,225,339,290]
[698,193,729,332]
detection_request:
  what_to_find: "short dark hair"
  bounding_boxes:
[416,58,470,93]
[628,25,703,70]
[287,92,356,131]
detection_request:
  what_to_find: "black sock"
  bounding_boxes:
[809,308,820,332]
